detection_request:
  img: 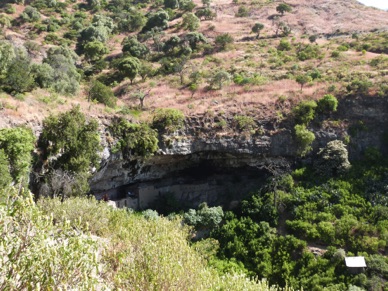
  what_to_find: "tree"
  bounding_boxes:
[317,94,338,113]
[118,57,141,84]
[252,23,264,39]
[110,118,158,157]
[294,124,315,156]
[131,89,150,109]
[293,100,317,125]
[295,74,312,91]
[84,41,108,62]
[0,40,15,77]
[308,35,317,43]
[142,10,170,32]
[0,127,35,184]
[314,140,351,178]
[122,37,149,59]
[39,106,101,174]
[181,12,200,31]
[164,0,179,9]
[215,33,234,50]
[5,57,34,93]
[89,80,116,107]
[184,32,207,50]
[184,202,224,229]
[43,46,81,95]
[195,8,216,20]
[211,70,231,89]
[276,3,292,15]
[139,60,154,81]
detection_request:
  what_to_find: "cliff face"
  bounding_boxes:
[90,95,388,209]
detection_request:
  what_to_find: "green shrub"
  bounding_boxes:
[152,108,185,133]
[1,188,100,290]
[236,6,249,17]
[0,127,35,183]
[215,33,234,50]
[37,196,267,290]
[233,115,256,132]
[317,94,338,113]
[110,118,159,157]
[293,100,317,125]
[5,4,16,14]
[89,80,116,107]
[294,124,315,156]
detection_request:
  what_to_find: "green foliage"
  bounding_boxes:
[236,6,249,17]
[43,46,81,95]
[295,74,312,91]
[21,6,41,22]
[0,127,35,184]
[164,0,179,9]
[210,70,232,89]
[317,94,338,113]
[314,140,351,178]
[184,32,207,50]
[37,196,267,290]
[152,108,185,133]
[181,12,200,31]
[84,40,109,61]
[39,106,101,174]
[0,149,13,188]
[276,3,292,15]
[89,80,116,107]
[297,44,322,61]
[233,115,256,132]
[184,202,224,229]
[346,77,373,94]
[293,100,317,125]
[122,36,149,59]
[195,8,216,20]
[294,124,315,156]
[278,39,291,51]
[4,57,34,93]
[215,33,234,50]
[251,23,264,39]
[0,188,100,290]
[110,117,159,157]
[142,10,170,32]
[118,56,141,83]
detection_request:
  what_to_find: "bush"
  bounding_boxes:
[233,115,256,132]
[293,100,317,125]
[37,196,266,290]
[110,118,159,157]
[317,94,338,113]
[152,108,185,133]
[215,33,234,50]
[21,6,41,22]
[0,127,35,183]
[89,80,116,107]
[0,188,100,290]
[294,124,315,156]
[39,106,101,174]
[314,140,351,177]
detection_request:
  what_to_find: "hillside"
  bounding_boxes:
[0,0,387,129]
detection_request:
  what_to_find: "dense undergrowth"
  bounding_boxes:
[1,186,291,290]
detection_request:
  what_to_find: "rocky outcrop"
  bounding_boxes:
[90,94,388,209]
